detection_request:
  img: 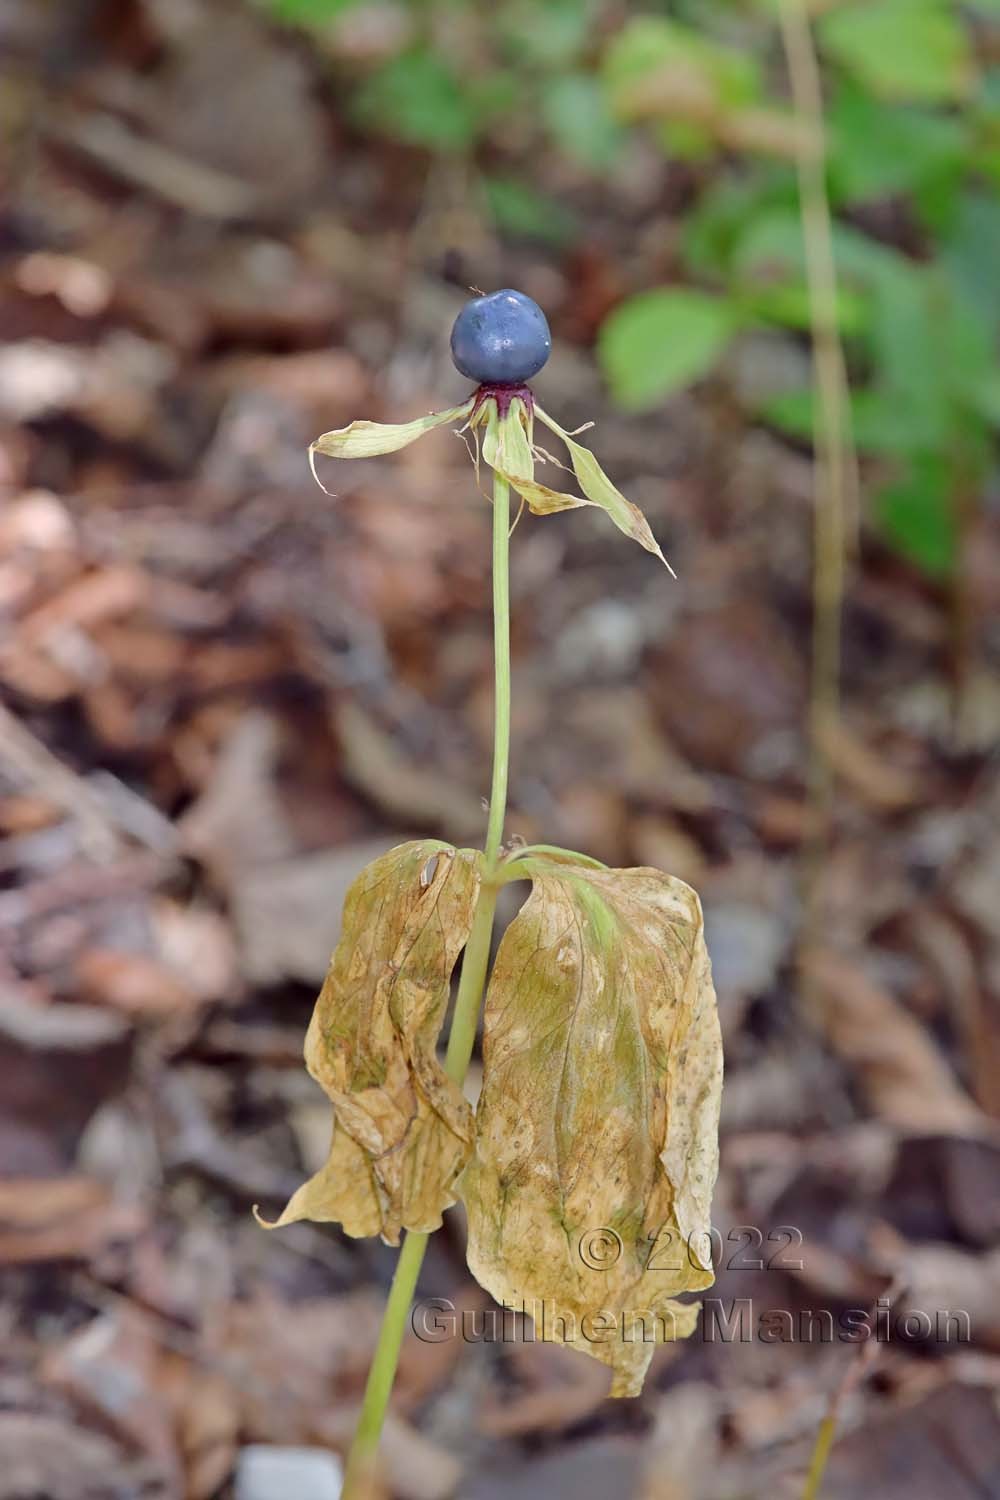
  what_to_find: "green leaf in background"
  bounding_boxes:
[730,207,903,286]
[495,0,596,68]
[871,266,994,447]
[875,455,958,578]
[971,69,1000,184]
[942,193,1000,337]
[680,171,798,281]
[598,289,737,410]
[820,0,974,104]
[542,73,624,170]
[738,282,868,336]
[354,49,477,151]
[829,84,966,206]
[970,372,1000,426]
[659,120,716,161]
[482,175,577,245]
[762,388,920,454]
[256,0,356,22]
[604,16,762,124]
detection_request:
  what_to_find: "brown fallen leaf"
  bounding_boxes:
[74,947,200,1019]
[639,1381,722,1500]
[146,10,330,214]
[869,1224,1000,1350]
[904,905,1000,1116]
[186,639,287,692]
[903,1244,1000,1348]
[478,1338,610,1437]
[158,1354,241,1500]
[335,700,487,840]
[313,1409,458,1500]
[209,349,368,429]
[460,1435,640,1500]
[804,949,986,1136]
[90,620,189,684]
[0,1413,137,1500]
[0,992,132,1174]
[394,1280,490,1413]
[150,898,239,1005]
[229,840,406,986]
[821,719,925,812]
[15,564,148,644]
[215,1290,459,1496]
[42,1311,184,1497]
[368,1413,461,1500]
[0,1176,141,1263]
[0,793,62,834]
[652,601,806,777]
[221,1290,384,1441]
[566,689,714,815]
[629,816,707,889]
[819,1382,1000,1499]
[178,711,296,886]
[0,697,120,860]
[462,858,722,1397]
[263,840,480,1243]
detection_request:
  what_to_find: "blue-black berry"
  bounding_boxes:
[450,289,551,385]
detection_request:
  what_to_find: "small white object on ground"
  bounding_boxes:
[234,1445,343,1500]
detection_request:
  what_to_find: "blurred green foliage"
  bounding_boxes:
[599,289,736,410]
[254,0,1000,579]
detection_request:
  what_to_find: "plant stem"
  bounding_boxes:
[801,1415,836,1500]
[342,1227,429,1493]
[342,468,512,1497]
[484,471,511,868]
[798,1278,904,1500]
[776,0,858,991]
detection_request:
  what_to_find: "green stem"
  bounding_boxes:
[342,469,512,1497]
[484,472,511,867]
[342,1227,429,1492]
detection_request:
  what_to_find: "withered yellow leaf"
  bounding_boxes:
[262,840,480,1245]
[460,860,721,1397]
[311,401,475,461]
[535,407,675,574]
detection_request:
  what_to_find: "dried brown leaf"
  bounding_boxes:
[0,1176,142,1264]
[461,860,722,1396]
[263,840,480,1244]
[805,948,986,1136]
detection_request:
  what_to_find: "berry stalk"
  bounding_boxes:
[342,469,512,1497]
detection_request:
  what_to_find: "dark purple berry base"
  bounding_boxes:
[471,382,534,421]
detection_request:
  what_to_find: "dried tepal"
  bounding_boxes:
[261,288,722,1486]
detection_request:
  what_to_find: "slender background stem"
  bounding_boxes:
[799,1278,906,1500]
[342,467,512,1497]
[777,0,858,972]
[777,5,863,1497]
[801,1416,837,1500]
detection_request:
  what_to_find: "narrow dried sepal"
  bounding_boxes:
[472,396,582,517]
[261,840,480,1244]
[535,407,676,574]
[461,858,721,1396]
[311,400,475,464]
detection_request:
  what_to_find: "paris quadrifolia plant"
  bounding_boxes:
[259,290,723,1496]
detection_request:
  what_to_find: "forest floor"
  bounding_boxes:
[2,3,1000,1498]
